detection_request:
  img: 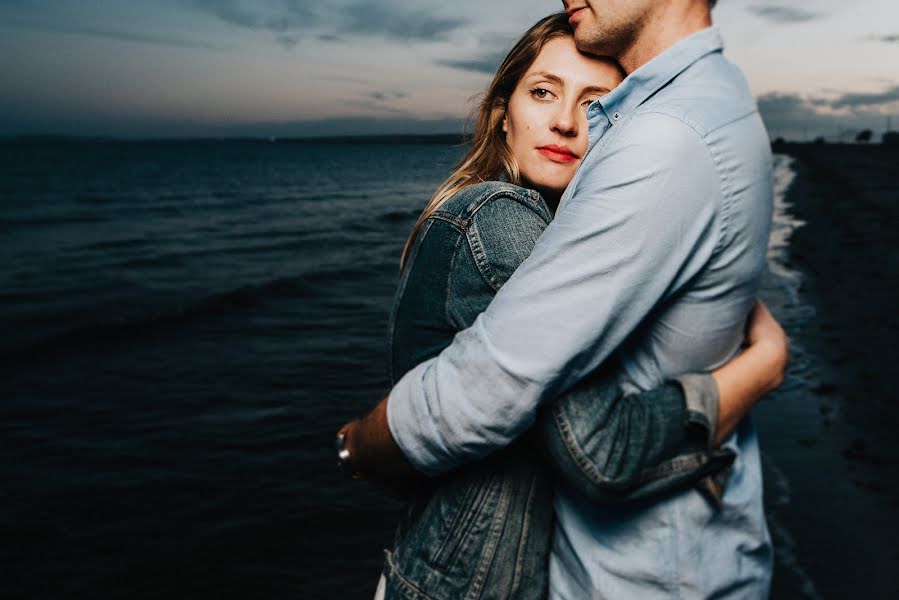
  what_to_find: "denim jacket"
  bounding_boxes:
[381,181,735,600]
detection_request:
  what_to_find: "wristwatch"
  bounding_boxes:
[335,431,362,479]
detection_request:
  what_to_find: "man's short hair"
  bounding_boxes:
[710,0,718,7]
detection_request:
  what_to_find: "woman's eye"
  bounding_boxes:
[581,97,599,111]
[530,87,552,100]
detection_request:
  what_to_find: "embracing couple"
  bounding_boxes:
[338,1,787,598]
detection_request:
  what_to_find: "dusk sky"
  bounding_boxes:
[1,0,897,140]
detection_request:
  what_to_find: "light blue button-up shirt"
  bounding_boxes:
[387,27,774,598]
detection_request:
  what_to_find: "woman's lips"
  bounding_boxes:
[538,146,579,163]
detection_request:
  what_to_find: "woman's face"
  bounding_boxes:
[503,36,623,202]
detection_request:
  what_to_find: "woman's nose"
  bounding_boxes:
[552,103,578,137]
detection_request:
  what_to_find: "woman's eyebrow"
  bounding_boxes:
[527,71,565,86]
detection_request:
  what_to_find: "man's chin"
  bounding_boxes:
[573,33,612,59]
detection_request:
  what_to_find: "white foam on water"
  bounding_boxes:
[767,156,808,303]
[760,154,822,599]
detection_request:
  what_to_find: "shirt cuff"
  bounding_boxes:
[674,372,719,449]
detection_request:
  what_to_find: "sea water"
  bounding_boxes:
[0,140,806,598]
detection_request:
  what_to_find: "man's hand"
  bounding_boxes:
[337,396,421,494]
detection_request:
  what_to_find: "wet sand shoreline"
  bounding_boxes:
[757,143,899,599]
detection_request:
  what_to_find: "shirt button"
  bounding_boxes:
[613,112,621,121]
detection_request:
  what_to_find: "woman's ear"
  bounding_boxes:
[502,113,508,134]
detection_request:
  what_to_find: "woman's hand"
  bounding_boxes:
[336,398,422,498]
[710,299,789,444]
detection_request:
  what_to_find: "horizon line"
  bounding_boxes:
[0,132,475,144]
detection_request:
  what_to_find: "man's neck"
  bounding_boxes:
[617,4,712,74]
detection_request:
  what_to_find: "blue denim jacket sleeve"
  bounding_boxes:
[438,182,733,503]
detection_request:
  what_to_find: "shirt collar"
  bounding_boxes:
[593,26,724,119]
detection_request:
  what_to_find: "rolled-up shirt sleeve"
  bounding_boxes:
[388,112,725,476]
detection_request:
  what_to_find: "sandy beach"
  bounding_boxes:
[757,143,899,599]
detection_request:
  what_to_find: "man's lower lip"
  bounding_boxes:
[539,148,577,163]
[568,8,585,23]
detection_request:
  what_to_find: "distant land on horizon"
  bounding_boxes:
[4,134,899,148]
[0,133,473,145]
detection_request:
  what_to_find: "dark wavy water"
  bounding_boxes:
[5,139,849,599]
[0,139,463,599]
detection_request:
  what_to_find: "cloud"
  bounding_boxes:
[268,115,466,137]
[823,85,899,110]
[189,0,469,43]
[2,17,222,49]
[758,92,851,140]
[313,74,371,85]
[339,2,467,41]
[188,0,317,33]
[866,34,899,44]
[355,91,411,115]
[0,112,468,139]
[367,91,409,101]
[747,5,822,23]
[275,33,301,48]
[437,49,507,74]
[196,115,467,138]
[758,87,898,140]
[758,93,825,124]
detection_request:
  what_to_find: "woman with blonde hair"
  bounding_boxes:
[345,12,787,599]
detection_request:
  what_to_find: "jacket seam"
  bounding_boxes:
[445,224,468,329]
[465,472,511,600]
[437,185,551,226]
[510,467,539,594]
[464,191,552,292]
[429,212,467,230]
[384,549,437,600]
[466,217,501,291]
[445,475,494,570]
[431,476,483,570]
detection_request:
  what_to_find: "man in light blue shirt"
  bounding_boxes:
[343,0,774,596]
